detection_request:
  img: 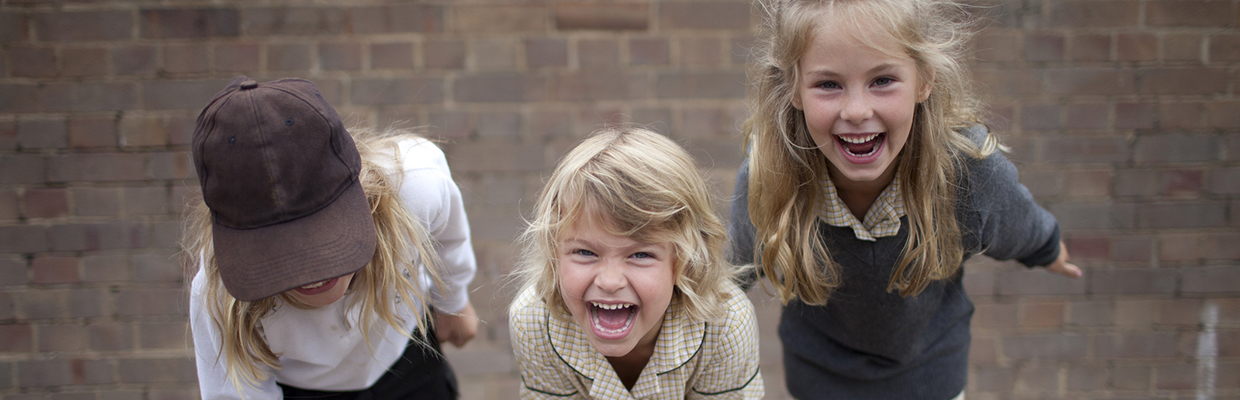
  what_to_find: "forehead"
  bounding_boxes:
[808,16,909,61]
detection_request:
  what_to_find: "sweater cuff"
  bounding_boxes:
[1018,225,1061,268]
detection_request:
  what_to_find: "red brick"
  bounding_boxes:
[140,79,231,111]
[1137,201,1227,229]
[680,37,722,67]
[267,42,312,71]
[1068,33,1111,62]
[1114,168,1158,197]
[112,45,158,76]
[242,7,346,36]
[0,154,46,185]
[41,82,139,113]
[1212,34,1240,63]
[370,42,414,70]
[1115,102,1155,130]
[1019,301,1064,328]
[1063,103,1108,130]
[444,142,547,173]
[973,68,1039,96]
[49,153,147,182]
[521,38,565,69]
[319,41,361,71]
[473,38,518,70]
[37,324,87,352]
[1147,0,1234,27]
[1159,298,1204,326]
[50,222,149,251]
[631,107,673,134]
[973,302,1018,328]
[1207,101,1240,128]
[1001,333,1089,360]
[68,116,118,148]
[1092,269,1177,294]
[0,325,33,352]
[117,358,196,384]
[1067,301,1113,327]
[0,225,49,253]
[579,38,620,68]
[35,10,133,41]
[1158,102,1204,129]
[555,2,647,31]
[1093,332,1181,359]
[212,42,259,72]
[1024,33,1065,61]
[971,365,1014,392]
[165,114,196,146]
[658,1,750,30]
[1161,169,1203,196]
[1015,365,1060,394]
[424,39,464,69]
[1066,364,1107,391]
[1041,136,1129,164]
[1154,363,1196,390]
[0,189,18,221]
[1139,68,1229,95]
[1020,104,1061,130]
[140,8,240,39]
[150,151,193,181]
[1208,167,1240,195]
[629,37,670,66]
[551,72,644,101]
[18,118,67,150]
[526,109,573,139]
[18,359,73,387]
[61,47,109,77]
[1064,236,1109,261]
[1116,33,1157,61]
[117,288,186,317]
[351,77,445,105]
[969,335,997,364]
[1110,365,1151,389]
[426,111,470,140]
[68,289,102,318]
[454,74,546,103]
[1044,68,1135,96]
[71,187,121,217]
[1165,33,1204,62]
[996,268,1087,296]
[89,322,134,351]
[132,251,179,283]
[451,5,543,33]
[0,120,15,150]
[1134,134,1216,163]
[351,5,444,34]
[162,43,210,74]
[655,71,745,99]
[729,35,755,66]
[138,322,189,350]
[82,254,128,284]
[0,12,28,43]
[149,220,182,249]
[24,188,69,219]
[1159,233,1199,263]
[10,46,57,78]
[1047,1,1138,27]
[1181,266,1240,293]
[974,32,1018,63]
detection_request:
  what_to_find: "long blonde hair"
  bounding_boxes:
[183,127,447,390]
[513,127,736,323]
[745,0,1004,305]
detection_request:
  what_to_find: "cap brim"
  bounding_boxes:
[212,181,377,302]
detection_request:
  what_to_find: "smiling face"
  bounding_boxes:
[284,272,354,308]
[793,21,930,192]
[557,214,675,358]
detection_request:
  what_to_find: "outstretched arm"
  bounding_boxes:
[434,301,478,348]
[1044,241,1082,278]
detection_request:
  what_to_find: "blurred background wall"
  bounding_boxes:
[0,0,1237,399]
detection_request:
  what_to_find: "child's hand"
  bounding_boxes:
[1045,241,1082,278]
[434,302,479,348]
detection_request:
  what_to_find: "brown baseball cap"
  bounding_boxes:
[192,76,376,302]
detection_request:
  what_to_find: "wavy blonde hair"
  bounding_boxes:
[183,127,446,391]
[745,0,1004,305]
[513,127,736,323]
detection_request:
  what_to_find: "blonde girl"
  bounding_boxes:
[729,1,1081,398]
[510,127,763,399]
[186,77,477,400]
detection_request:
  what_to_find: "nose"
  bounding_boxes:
[593,259,627,293]
[840,91,872,124]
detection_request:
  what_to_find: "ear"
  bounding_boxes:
[791,90,804,110]
[917,69,935,103]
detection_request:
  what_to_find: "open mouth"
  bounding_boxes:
[589,301,637,339]
[294,276,339,296]
[836,132,885,157]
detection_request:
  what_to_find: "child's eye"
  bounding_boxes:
[873,77,894,87]
[631,252,654,259]
[571,249,597,257]
[814,80,841,90]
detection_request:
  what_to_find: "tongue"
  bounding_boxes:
[596,307,632,330]
[844,139,876,155]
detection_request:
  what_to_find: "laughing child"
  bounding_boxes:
[509,127,763,399]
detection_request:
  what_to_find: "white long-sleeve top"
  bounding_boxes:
[190,138,477,400]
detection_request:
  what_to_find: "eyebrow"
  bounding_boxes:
[561,237,663,252]
[804,62,903,78]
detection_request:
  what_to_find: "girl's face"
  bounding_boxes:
[285,272,354,308]
[557,215,675,358]
[793,22,931,189]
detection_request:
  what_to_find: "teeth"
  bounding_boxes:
[300,281,326,289]
[591,302,633,310]
[838,133,880,143]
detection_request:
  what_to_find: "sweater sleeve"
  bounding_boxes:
[397,139,477,314]
[190,268,284,400]
[727,160,761,290]
[963,126,1062,267]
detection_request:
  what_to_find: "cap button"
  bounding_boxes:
[239,80,259,90]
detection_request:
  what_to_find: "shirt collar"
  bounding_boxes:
[546,295,705,398]
[820,173,906,241]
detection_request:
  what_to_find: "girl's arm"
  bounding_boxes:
[1046,241,1082,278]
[398,139,479,346]
[189,270,283,400]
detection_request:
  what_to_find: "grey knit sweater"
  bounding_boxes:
[728,125,1061,400]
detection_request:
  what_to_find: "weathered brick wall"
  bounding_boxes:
[0,0,1236,399]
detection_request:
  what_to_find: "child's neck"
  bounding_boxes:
[828,162,899,221]
[604,320,663,390]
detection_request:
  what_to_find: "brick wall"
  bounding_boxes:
[0,0,1236,399]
